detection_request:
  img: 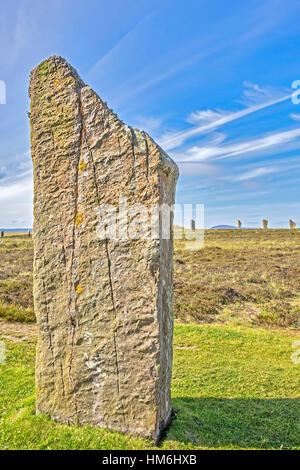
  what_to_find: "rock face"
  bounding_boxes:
[29,56,178,442]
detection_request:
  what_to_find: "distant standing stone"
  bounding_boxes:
[29,56,178,442]
[190,219,195,230]
[289,219,296,230]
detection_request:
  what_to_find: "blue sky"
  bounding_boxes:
[0,0,300,228]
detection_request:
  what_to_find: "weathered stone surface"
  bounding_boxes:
[29,56,178,442]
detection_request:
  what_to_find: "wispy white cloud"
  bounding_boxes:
[290,113,300,122]
[244,81,266,93]
[0,151,31,183]
[177,161,221,177]
[112,40,226,108]
[124,45,222,100]
[2,2,35,68]
[0,176,32,202]
[174,127,300,162]
[0,173,33,227]
[186,109,230,125]
[88,13,154,77]
[158,92,292,151]
[239,81,289,106]
[235,166,276,181]
[99,2,291,111]
[0,151,32,227]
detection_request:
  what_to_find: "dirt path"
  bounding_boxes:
[0,321,37,342]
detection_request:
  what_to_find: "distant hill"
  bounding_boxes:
[210,225,237,229]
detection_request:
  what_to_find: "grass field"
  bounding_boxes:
[0,230,299,449]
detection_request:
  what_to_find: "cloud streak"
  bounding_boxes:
[235,167,276,181]
[159,93,292,151]
[174,127,300,162]
[88,13,155,77]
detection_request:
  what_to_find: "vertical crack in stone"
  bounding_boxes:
[143,132,150,183]
[60,234,68,281]
[58,226,70,399]
[67,90,83,422]
[104,236,126,425]
[130,128,136,164]
[68,324,78,420]
[60,219,74,327]
[60,362,66,396]
[79,96,99,205]
[130,128,136,182]
[41,277,55,365]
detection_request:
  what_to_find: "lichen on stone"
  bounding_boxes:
[78,161,87,172]
[75,213,83,227]
[76,285,83,294]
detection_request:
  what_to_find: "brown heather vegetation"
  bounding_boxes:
[174,229,300,328]
[0,234,34,322]
[0,229,299,328]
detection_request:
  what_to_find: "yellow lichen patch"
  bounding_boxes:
[78,161,87,172]
[76,285,83,294]
[38,60,55,78]
[54,79,60,87]
[75,213,83,227]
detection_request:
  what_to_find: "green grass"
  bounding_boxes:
[0,303,35,323]
[0,323,299,450]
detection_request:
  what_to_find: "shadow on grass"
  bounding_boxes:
[168,397,300,449]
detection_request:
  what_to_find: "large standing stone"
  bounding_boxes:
[29,56,178,442]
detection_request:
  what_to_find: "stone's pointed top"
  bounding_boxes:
[29,56,178,182]
[31,55,72,74]
[29,55,85,97]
